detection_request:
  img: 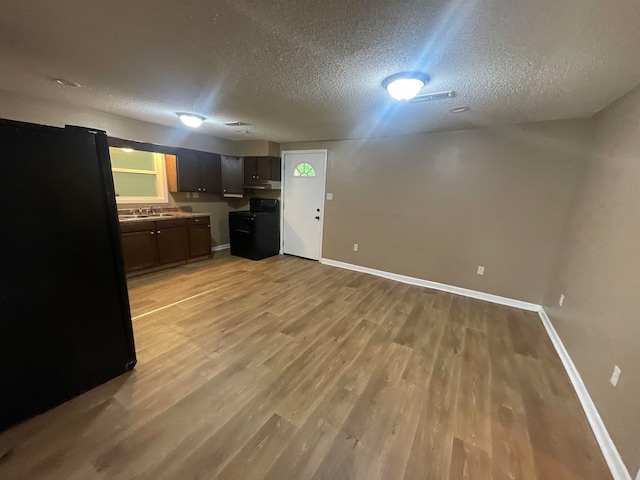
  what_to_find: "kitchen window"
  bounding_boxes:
[109,147,168,204]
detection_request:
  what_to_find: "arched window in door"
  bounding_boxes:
[293,162,316,177]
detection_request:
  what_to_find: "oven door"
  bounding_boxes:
[229,214,256,259]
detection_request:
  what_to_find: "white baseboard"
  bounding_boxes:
[537,307,630,480]
[319,257,630,479]
[319,258,539,311]
[212,243,230,252]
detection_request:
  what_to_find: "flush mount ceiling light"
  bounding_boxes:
[449,106,470,113]
[52,77,81,88]
[176,113,205,128]
[121,148,134,153]
[382,72,430,101]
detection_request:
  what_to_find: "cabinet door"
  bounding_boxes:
[199,153,221,194]
[244,156,257,184]
[156,226,189,265]
[255,157,271,181]
[121,230,159,272]
[221,155,244,197]
[188,223,212,257]
[270,157,282,181]
[176,150,200,192]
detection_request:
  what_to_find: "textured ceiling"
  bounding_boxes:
[0,0,639,143]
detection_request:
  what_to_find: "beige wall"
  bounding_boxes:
[543,85,640,475]
[284,119,592,304]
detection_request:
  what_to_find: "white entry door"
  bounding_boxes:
[282,150,327,260]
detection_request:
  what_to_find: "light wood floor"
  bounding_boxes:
[0,254,612,479]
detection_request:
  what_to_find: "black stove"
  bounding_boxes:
[229,198,280,260]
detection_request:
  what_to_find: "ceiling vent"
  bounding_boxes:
[410,90,455,103]
[52,77,81,88]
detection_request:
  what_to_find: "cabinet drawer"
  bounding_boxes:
[187,216,210,226]
[155,218,187,229]
[120,220,156,233]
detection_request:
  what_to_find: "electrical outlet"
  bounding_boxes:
[610,366,621,387]
[559,294,565,307]
[353,243,358,252]
[186,192,191,199]
[192,192,199,198]
[326,193,333,200]
[477,266,485,275]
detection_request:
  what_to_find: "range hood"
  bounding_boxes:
[243,180,282,190]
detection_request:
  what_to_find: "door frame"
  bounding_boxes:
[280,149,328,259]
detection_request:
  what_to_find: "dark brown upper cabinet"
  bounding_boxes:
[244,156,281,184]
[166,151,221,193]
[221,155,244,198]
[199,153,222,193]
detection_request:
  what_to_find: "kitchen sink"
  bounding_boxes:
[149,213,174,217]
[120,214,148,219]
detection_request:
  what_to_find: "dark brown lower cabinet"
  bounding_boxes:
[120,216,211,275]
[157,226,189,265]
[188,217,212,257]
[120,221,159,273]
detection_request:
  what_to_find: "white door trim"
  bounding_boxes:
[280,149,328,259]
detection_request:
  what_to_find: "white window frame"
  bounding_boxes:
[112,151,169,204]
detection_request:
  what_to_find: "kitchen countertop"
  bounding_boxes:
[118,211,210,223]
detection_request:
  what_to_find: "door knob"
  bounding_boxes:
[316,208,320,212]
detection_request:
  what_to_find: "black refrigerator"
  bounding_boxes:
[0,119,136,431]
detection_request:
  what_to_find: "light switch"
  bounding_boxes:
[610,366,621,387]
[326,193,333,200]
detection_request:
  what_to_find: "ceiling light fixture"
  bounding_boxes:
[449,106,470,113]
[121,148,134,153]
[176,113,205,128]
[52,77,81,88]
[382,72,429,101]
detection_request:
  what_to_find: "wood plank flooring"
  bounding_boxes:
[0,254,612,479]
